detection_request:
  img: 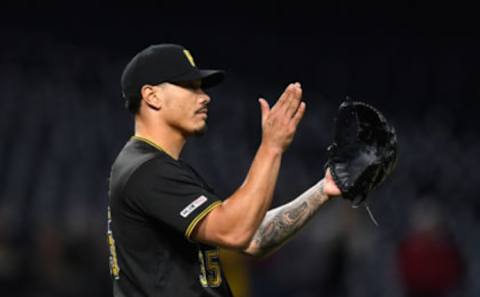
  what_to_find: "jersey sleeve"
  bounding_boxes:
[124,157,222,240]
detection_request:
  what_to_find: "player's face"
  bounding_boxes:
[159,80,210,136]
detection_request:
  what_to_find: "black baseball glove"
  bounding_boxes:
[326,99,398,209]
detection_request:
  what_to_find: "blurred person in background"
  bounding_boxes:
[396,198,465,297]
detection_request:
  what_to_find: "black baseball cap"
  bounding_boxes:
[121,44,224,101]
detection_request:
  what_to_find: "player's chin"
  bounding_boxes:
[193,123,208,137]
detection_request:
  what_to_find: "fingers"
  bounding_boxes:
[259,83,305,152]
[258,98,270,125]
[272,82,301,112]
[325,167,332,179]
[279,83,304,121]
[267,82,305,130]
[291,101,306,126]
[271,84,292,111]
[284,83,303,118]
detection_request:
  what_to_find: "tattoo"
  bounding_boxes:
[253,202,309,249]
[286,201,308,221]
[250,181,329,256]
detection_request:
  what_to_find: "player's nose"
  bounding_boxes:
[199,93,211,105]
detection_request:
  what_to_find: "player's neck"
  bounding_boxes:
[134,118,185,160]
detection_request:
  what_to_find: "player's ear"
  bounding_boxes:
[141,84,162,111]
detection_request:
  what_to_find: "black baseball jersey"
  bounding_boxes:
[107,136,233,297]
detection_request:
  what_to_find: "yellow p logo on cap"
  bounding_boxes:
[183,49,196,67]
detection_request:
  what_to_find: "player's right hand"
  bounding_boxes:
[258,82,306,153]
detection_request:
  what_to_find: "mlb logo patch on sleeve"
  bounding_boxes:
[180,195,208,218]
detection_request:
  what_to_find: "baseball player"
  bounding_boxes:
[107,44,341,297]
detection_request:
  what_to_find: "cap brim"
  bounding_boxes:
[170,69,225,89]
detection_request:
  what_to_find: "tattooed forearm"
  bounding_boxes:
[245,179,331,257]
[252,201,309,251]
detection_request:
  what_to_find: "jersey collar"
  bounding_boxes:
[130,136,176,160]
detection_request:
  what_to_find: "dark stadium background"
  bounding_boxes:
[1,1,478,297]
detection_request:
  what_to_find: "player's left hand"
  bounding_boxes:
[323,168,341,198]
